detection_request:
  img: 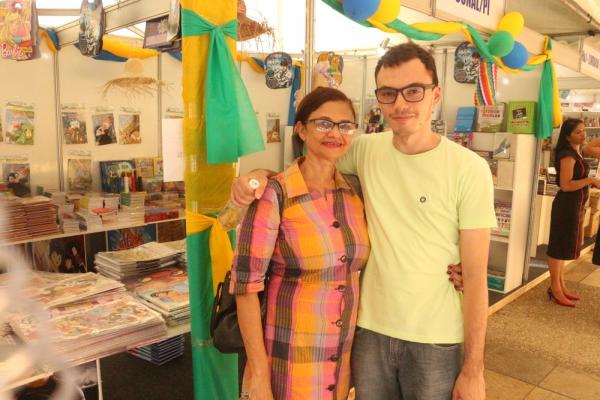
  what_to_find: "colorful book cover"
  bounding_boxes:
[454,107,477,132]
[134,157,154,178]
[364,98,385,134]
[3,163,30,197]
[476,104,505,133]
[99,160,134,193]
[446,132,473,148]
[4,103,34,145]
[0,0,34,61]
[125,267,187,292]
[454,42,479,84]
[67,159,92,192]
[137,281,189,312]
[118,113,141,144]
[61,109,87,144]
[153,157,163,177]
[32,236,86,273]
[107,225,157,251]
[507,101,536,134]
[92,113,116,145]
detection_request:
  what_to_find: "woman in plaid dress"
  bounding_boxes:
[231,87,370,400]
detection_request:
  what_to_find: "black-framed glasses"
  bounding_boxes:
[375,83,436,104]
[307,119,359,135]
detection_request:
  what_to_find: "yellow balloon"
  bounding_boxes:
[372,0,400,24]
[497,11,524,37]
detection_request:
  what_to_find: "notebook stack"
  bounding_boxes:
[0,197,30,242]
[128,334,185,365]
[94,241,182,281]
[120,191,146,208]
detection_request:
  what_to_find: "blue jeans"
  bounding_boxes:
[351,327,463,400]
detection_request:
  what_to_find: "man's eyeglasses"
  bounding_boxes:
[308,119,359,135]
[374,83,436,104]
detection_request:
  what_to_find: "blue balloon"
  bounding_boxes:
[343,0,381,21]
[501,41,528,69]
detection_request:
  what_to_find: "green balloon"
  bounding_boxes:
[488,31,515,57]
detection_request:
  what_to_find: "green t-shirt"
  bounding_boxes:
[337,132,497,343]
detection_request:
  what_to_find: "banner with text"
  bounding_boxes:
[581,41,600,81]
[434,0,505,32]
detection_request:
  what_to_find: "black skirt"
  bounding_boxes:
[547,190,587,260]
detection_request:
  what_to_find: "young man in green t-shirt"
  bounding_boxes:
[232,43,495,399]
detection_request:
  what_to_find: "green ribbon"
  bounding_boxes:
[536,38,554,139]
[181,9,265,164]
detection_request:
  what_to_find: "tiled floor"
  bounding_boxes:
[486,253,600,400]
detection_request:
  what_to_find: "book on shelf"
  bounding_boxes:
[475,103,505,132]
[446,132,473,148]
[506,101,536,134]
[492,202,512,237]
[454,107,477,132]
[99,160,135,193]
[487,270,505,291]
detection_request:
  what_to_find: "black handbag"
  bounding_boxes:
[210,271,268,353]
[210,181,283,354]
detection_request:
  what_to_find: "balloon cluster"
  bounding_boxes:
[487,12,527,69]
[342,0,400,24]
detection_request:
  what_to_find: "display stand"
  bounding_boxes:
[472,133,537,293]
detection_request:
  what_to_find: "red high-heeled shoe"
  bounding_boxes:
[564,292,580,301]
[547,288,576,308]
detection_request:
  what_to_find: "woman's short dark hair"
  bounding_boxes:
[292,87,355,152]
[375,42,438,86]
[554,118,583,164]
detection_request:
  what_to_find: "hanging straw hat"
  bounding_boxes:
[237,0,273,42]
[102,58,165,98]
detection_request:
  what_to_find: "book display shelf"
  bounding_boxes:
[471,132,537,293]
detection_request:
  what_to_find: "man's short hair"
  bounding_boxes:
[375,42,439,86]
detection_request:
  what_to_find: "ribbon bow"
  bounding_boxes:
[186,210,233,293]
[181,9,265,164]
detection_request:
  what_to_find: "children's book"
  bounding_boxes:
[476,104,505,133]
[92,113,116,145]
[134,157,154,178]
[67,159,92,192]
[3,163,30,197]
[454,107,477,132]
[78,0,105,57]
[99,160,134,193]
[4,103,34,145]
[506,101,536,134]
[107,225,157,251]
[118,113,141,144]
[61,108,87,144]
[0,0,35,61]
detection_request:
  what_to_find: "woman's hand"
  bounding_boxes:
[231,172,270,207]
[447,263,463,291]
[246,370,274,400]
[589,177,600,188]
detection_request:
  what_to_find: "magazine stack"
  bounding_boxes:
[94,241,182,281]
[128,334,185,365]
[0,197,30,242]
[3,271,167,369]
[125,267,190,326]
[23,197,60,238]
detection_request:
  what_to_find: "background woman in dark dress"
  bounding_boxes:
[547,118,600,307]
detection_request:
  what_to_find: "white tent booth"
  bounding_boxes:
[2,0,600,398]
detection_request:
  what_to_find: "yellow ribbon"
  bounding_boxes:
[102,36,160,59]
[186,210,233,293]
[38,28,58,53]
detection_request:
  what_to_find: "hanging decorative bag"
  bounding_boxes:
[265,52,294,89]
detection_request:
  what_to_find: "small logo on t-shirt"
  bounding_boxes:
[419,196,427,203]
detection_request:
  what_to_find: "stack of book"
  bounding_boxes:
[94,242,182,281]
[129,334,185,365]
[125,267,189,326]
[162,240,187,268]
[0,197,30,242]
[119,205,145,225]
[120,192,146,208]
[23,197,60,238]
[144,207,180,223]
[76,210,103,231]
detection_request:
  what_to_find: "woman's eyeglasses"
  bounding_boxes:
[308,119,359,135]
[374,83,436,104]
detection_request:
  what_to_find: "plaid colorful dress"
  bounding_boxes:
[231,159,370,400]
